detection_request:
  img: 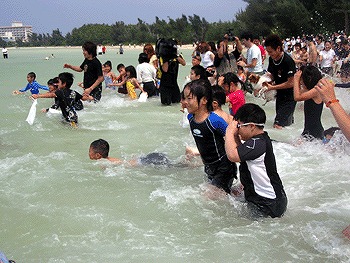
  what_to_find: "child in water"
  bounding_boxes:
[32,72,92,126]
[89,139,170,166]
[125,65,146,99]
[220,72,246,117]
[183,79,237,194]
[293,65,324,140]
[13,72,49,95]
[102,60,118,89]
[225,103,287,218]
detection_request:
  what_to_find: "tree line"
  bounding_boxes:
[2,0,349,47]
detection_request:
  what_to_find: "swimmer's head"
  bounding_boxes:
[300,65,322,90]
[47,77,59,92]
[89,139,109,160]
[235,103,266,128]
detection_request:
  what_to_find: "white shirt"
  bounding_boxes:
[136,62,156,83]
[320,49,335,68]
[246,44,263,73]
[200,51,214,68]
[2,48,8,54]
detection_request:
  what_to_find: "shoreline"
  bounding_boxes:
[8,44,196,51]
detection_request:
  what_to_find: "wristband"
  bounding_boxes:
[326,99,339,107]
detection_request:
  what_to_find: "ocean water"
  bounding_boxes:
[0,46,350,262]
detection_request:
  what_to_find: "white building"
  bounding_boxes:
[0,22,32,42]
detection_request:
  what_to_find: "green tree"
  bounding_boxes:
[50,29,65,46]
[189,14,209,42]
[111,21,128,44]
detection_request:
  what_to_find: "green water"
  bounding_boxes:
[0,46,349,262]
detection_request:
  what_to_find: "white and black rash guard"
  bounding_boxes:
[237,132,285,201]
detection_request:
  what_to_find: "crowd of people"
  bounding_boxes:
[11,31,350,220]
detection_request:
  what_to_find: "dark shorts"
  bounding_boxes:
[204,156,237,194]
[274,99,296,127]
[90,87,102,102]
[139,152,170,166]
[142,81,157,97]
[247,190,288,218]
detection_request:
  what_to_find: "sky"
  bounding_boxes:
[1,0,247,35]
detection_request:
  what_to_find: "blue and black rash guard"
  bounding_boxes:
[188,112,228,165]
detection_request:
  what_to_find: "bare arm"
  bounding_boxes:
[225,120,242,162]
[63,64,83,72]
[293,70,319,101]
[315,78,350,141]
[84,75,104,95]
[267,75,294,91]
[31,92,56,99]
[177,55,186,66]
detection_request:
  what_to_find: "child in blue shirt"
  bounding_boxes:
[13,72,49,95]
[183,79,237,194]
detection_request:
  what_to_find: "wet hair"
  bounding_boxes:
[58,72,74,89]
[211,85,226,106]
[300,65,322,90]
[324,127,340,137]
[125,65,137,78]
[223,72,243,87]
[82,41,97,57]
[191,65,207,79]
[90,139,109,158]
[27,72,36,79]
[184,79,213,111]
[47,77,59,86]
[235,103,266,126]
[138,52,149,63]
[117,63,125,71]
[103,60,112,69]
[264,34,283,50]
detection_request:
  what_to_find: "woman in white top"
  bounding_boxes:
[198,41,215,76]
[319,40,336,76]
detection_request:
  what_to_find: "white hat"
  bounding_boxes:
[336,38,341,43]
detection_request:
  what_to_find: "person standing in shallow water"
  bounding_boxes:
[183,79,237,195]
[64,41,104,102]
[159,48,186,105]
[262,34,296,129]
[293,65,324,140]
[225,103,287,218]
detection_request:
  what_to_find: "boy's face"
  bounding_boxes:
[89,147,101,160]
[237,121,260,141]
[48,84,57,93]
[266,46,283,61]
[191,57,200,66]
[27,75,34,83]
[57,79,66,89]
[82,48,92,59]
[189,70,199,81]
